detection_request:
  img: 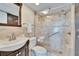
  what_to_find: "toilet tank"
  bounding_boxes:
[29,37,37,49]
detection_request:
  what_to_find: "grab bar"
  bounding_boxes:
[48,32,59,38]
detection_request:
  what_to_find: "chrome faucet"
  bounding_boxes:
[9,33,16,41]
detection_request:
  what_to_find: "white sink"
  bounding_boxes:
[0,37,28,51]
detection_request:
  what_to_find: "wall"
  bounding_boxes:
[22,4,35,37]
[69,4,75,56]
[22,4,34,26]
[63,4,75,55]
[0,3,34,40]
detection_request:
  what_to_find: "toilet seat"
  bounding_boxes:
[29,37,48,56]
[32,46,48,56]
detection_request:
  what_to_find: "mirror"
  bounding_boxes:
[0,3,22,27]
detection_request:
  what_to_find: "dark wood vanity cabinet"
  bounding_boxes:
[0,40,29,56]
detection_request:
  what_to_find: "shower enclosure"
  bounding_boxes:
[33,4,76,55]
[34,12,71,55]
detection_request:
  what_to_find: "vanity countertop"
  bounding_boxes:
[0,37,29,51]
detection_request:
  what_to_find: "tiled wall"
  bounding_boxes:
[34,11,72,55]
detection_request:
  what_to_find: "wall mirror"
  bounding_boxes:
[0,3,22,27]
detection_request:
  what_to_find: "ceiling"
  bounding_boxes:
[25,3,72,16]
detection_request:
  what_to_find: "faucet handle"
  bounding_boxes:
[9,33,16,41]
[12,33,16,40]
[8,35,12,41]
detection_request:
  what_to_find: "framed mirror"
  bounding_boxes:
[0,3,22,27]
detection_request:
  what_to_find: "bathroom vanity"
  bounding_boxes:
[0,37,29,56]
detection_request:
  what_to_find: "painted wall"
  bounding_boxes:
[22,4,34,26]
[75,11,79,56]
[75,4,79,56]
[22,4,35,37]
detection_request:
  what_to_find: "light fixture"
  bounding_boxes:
[35,3,40,5]
[41,10,48,14]
[40,8,51,15]
[46,16,50,18]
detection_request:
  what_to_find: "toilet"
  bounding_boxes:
[29,37,48,56]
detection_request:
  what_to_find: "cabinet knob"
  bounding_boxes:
[16,54,19,56]
[16,52,21,56]
[18,52,21,55]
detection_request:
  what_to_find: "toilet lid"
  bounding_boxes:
[32,46,47,53]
